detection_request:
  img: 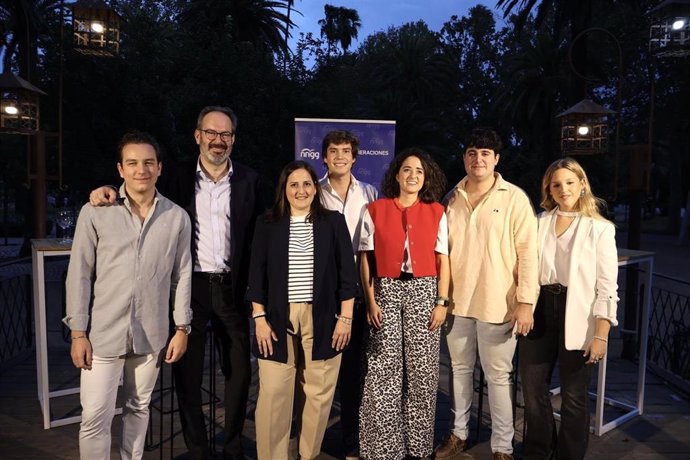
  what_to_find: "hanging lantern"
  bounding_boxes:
[70,0,122,57]
[0,72,47,135]
[556,99,616,155]
[649,0,690,58]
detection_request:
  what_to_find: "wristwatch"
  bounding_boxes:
[175,324,192,335]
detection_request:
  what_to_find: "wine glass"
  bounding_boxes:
[55,208,75,244]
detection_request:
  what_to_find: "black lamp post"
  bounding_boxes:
[0,72,47,135]
[650,0,690,58]
[69,0,122,57]
[557,99,616,156]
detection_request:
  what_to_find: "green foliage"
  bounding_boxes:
[0,0,686,225]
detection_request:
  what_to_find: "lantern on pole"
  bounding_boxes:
[556,99,616,156]
[0,72,47,135]
[69,0,122,57]
[649,0,690,58]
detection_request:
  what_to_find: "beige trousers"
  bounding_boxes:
[255,302,342,460]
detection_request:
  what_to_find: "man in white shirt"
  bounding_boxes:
[318,130,377,459]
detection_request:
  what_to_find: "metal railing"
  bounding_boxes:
[647,273,690,390]
[0,257,32,372]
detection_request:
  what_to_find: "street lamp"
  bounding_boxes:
[0,72,47,135]
[650,0,690,58]
[556,99,616,156]
[69,0,122,57]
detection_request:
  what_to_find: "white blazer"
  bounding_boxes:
[537,209,619,350]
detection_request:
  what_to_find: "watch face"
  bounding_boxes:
[178,325,191,335]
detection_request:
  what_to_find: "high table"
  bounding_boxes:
[551,249,654,435]
[32,238,122,429]
[32,239,75,429]
[593,249,654,435]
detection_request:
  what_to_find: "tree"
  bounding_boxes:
[318,4,361,55]
[179,0,294,57]
[0,0,63,79]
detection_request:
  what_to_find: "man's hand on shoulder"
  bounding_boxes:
[89,186,118,206]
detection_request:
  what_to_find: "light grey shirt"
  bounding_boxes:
[63,186,193,357]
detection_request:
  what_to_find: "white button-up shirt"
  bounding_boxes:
[319,173,378,254]
[194,160,232,273]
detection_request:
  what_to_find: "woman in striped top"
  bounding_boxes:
[246,161,358,460]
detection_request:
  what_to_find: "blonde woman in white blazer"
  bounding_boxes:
[519,158,619,460]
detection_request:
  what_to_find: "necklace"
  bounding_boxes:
[556,209,581,217]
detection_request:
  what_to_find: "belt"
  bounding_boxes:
[542,283,567,295]
[398,271,414,281]
[195,271,232,284]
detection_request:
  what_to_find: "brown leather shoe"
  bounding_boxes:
[434,432,468,458]
[493,453,514,460]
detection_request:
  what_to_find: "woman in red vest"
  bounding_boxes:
[358,148,450,459]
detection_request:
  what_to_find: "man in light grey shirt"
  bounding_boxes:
[63,131,193,460]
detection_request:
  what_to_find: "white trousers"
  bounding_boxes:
[79,351,161,460]
[446,315,517,454]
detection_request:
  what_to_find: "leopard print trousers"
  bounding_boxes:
[359,276,440,459]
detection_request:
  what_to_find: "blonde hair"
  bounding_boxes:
[540,157,608,220]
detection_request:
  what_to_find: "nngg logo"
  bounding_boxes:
[300,148,320,160]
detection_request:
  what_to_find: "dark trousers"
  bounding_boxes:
[337,301,366,453]
[519,290,593,460]
[172,274,250,460]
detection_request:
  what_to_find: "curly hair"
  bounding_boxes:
[540,157,608,221]
[381,148,447,203]
[267,161,327,222]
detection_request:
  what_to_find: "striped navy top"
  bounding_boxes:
[288,215,314,302]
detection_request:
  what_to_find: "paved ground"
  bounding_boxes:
[0,224,688,459]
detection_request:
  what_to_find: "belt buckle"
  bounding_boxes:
[209,273,226,284]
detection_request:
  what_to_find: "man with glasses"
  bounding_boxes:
[90,106,264,459]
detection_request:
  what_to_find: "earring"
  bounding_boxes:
[580,189,585,198]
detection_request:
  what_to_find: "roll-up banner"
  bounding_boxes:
[294,118,396,191]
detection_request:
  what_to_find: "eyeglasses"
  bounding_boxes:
[199,129,235,141]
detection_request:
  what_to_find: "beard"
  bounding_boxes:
[203,143,231,166]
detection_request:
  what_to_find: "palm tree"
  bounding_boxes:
[180,0,294,56]
[0,0,63,79]
[318,4,361,55]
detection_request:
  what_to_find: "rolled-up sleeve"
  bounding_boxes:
[171,212,193,327]
[63,205,97,331]
[435,212,449,255]
[593,223,619,325]
[513,195,539,305]
[358,209,375,252]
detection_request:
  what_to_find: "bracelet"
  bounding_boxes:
[71,335,87,340]
[335,314,352,325]
[593,335,608,343]
[252,312,267,320]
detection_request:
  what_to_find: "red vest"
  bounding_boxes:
[368,198,444,278]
